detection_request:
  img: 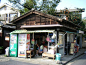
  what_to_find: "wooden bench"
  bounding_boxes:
[42,52,55,60]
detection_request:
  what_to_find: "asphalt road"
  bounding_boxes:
[0,60,39,65]
[67,53,86,65]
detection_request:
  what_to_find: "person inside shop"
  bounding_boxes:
[39,44,43,55]
[51,42,55,46]
[43,45,48,53]
[36,43,39,56]
[42,40,48,53]
[48,43,58,54]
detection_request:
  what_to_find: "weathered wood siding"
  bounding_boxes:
[15,13,59,29]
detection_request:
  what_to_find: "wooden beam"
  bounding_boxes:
[40,15,41,25]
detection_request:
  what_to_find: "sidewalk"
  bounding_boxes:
[61,48,86,65]
[0,48,86,65]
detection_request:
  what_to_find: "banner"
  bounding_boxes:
[26,34,30,50]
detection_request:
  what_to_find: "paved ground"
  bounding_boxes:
[0,48,86,65]
[62,49,86,65]
[66,53,86,65]
[0,55,58,65]
[0,60,39,65]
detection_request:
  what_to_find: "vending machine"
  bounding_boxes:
[9,34,18,57]
[18,34,30,58]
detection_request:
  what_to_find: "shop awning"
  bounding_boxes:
[20,24,63,28]
[66,31,77,34]
[10,30,55,34]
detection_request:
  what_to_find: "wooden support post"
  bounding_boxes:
[30,51,31,59]
[33,32,34,39]
[40,15,41,25]
[48,32,49,51]
[55,31,57,53]
[57,30,59,53]
[50,19,51,25]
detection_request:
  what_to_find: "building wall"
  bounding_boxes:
[0,4,20,24]
[2,28,15,53]
[15,14,59,30]
[82,37,86,48]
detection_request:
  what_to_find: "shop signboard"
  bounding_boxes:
[9,34,18,57]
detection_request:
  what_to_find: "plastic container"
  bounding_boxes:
[56,53,61,61]
[5,47,9,56]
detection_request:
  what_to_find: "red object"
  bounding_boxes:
[32,39,35,41]
[74,45,79,53]
[27,34,30,40]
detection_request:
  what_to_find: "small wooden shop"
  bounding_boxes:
[1,24,16,53]
[9,10,80,59]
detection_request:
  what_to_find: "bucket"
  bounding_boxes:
[56,53,61,61]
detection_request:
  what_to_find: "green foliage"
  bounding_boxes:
[0,46,3,49]
[8,0,60,15]
[59,8,85,31]
[82,17,86,24]
[4,55,7,57]
[78,22,85,31]
[82,17,86,31]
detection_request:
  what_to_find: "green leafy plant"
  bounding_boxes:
[0,46,3,49]
[8,0,60,15]
[4,55,7,57]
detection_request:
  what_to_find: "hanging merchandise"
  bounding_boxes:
[51,39,55,42]
[49,40,51,42]
[31,39,35,44]
[52,33,56,39]
[46,37,50,42]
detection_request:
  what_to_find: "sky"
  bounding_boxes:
[0,0,86,18]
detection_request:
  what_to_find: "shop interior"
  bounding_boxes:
[27,32,57,58]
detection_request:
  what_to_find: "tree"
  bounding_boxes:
[8,0,60,15]
[82,17,86,28]
[59,8,83,23]
[58,8,85,31]
[82,17,86,37]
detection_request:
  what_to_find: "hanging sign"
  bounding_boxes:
[5,36,9,41]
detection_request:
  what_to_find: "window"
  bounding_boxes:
[6,14,8,22]
[4,6,7,10]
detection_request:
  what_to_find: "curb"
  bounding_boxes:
[62,52,84,65]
